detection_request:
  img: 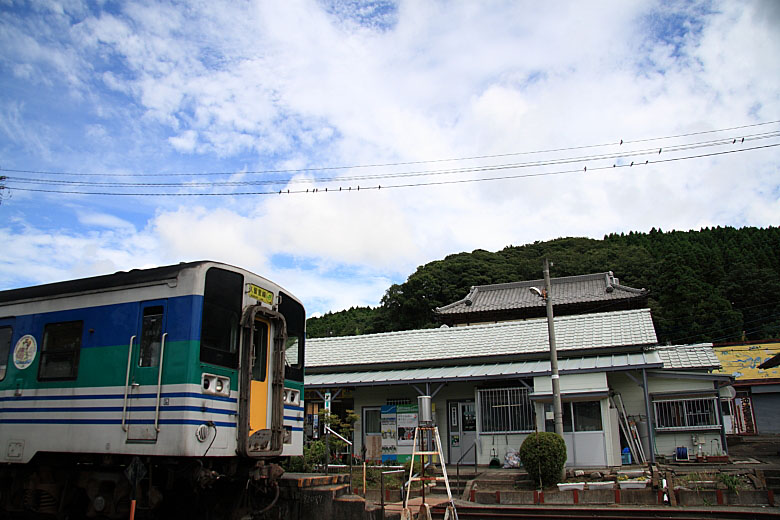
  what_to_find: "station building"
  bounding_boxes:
[305,272,732,467]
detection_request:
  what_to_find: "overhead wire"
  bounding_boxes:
[4,141,779,197]
[3,131,778,189]
[1,119,778,178]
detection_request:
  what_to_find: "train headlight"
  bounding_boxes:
[202,373,230,396]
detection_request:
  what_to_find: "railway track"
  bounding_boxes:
[430,504,780,520]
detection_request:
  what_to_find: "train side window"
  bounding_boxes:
[139,306,164,367]
[38,321,83,380]
[200,267,243,368]
[0,327,12,381]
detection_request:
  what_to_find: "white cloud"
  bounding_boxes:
[0,0,778,316]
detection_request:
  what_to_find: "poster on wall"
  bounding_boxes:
[396,404,418,446]
[380,405,397,461]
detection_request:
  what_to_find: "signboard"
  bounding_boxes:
[396,404,418,446]
[714,342,780,380]
[248,284,274,305]
[381,405,397,460]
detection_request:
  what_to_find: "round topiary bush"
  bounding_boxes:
[519,432,567,487]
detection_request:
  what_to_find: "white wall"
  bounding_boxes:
[607,372,724,459]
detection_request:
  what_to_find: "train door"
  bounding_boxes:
[239,307,286,457]
[249,318,271,435]
[0,318,13,384]
[125,300,168,442]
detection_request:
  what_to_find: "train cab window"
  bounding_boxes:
[279,291,305,381]
[200,268,243,368]
[39,321,83,380]
[0,327,11,381]
[139,306,164,367]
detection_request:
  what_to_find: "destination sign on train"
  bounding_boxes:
[248,284,274,304]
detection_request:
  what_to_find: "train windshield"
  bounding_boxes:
[279,291,304,381]
[200,267,243,368]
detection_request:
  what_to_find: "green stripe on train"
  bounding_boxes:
[0,341,238,390]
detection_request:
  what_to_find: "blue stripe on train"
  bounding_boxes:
[4,295,205,348]
[1,405,237,415]
[0,418,237,428]
[0,391,237,403]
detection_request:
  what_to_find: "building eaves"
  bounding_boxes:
[305,351,663,388]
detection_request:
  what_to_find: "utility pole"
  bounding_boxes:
[543,258,565,439]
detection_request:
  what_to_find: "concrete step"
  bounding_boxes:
[333,493,384,520]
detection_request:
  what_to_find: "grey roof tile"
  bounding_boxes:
[435,271,647,316]
[307,308,658,369]
[654,343,721,370]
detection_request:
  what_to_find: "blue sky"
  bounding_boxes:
[1,0,779,317]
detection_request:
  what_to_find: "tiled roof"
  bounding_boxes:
[306,308,658,369]
[305,351,663,387]
[435,272,647,316]
[654,343,721,370]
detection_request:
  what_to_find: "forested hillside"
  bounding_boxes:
[307,227,780,345]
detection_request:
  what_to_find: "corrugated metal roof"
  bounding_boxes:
[307,308,658,369]
[305,351,663,387]
[655,343,721,370]
[435,272,647,316]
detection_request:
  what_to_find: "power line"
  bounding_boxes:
[6,131,778,188]
[2,120,778,178]
[5,141,778,197]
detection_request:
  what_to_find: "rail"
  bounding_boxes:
[324,424,354,492]
[455,439,478,495]
[380,468,405,517]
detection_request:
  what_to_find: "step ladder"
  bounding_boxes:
[401,425,458,520]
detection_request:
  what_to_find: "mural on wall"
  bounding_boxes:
[713,342,780,380]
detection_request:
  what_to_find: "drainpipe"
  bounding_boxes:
[715,381,729,455]
[641,369,656,463]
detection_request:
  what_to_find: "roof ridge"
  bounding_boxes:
[472,272,612,292]
[612,282,648,294]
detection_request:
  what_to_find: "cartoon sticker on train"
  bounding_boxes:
[0,261,305,518]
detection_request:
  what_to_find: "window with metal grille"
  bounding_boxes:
[653,397,720,431]
[478,387,535,433]
[386,398,411,406]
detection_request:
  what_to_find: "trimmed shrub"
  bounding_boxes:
[519,432,567,487]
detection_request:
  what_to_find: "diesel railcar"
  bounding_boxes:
[0,261,305,518]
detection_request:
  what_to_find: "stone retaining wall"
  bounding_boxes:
[472,488,776,507]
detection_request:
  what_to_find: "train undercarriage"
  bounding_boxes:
[0,453,284,519]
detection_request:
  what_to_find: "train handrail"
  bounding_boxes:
[154,332,168,432]
[455,439,478,494]
[121,335,136,432]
